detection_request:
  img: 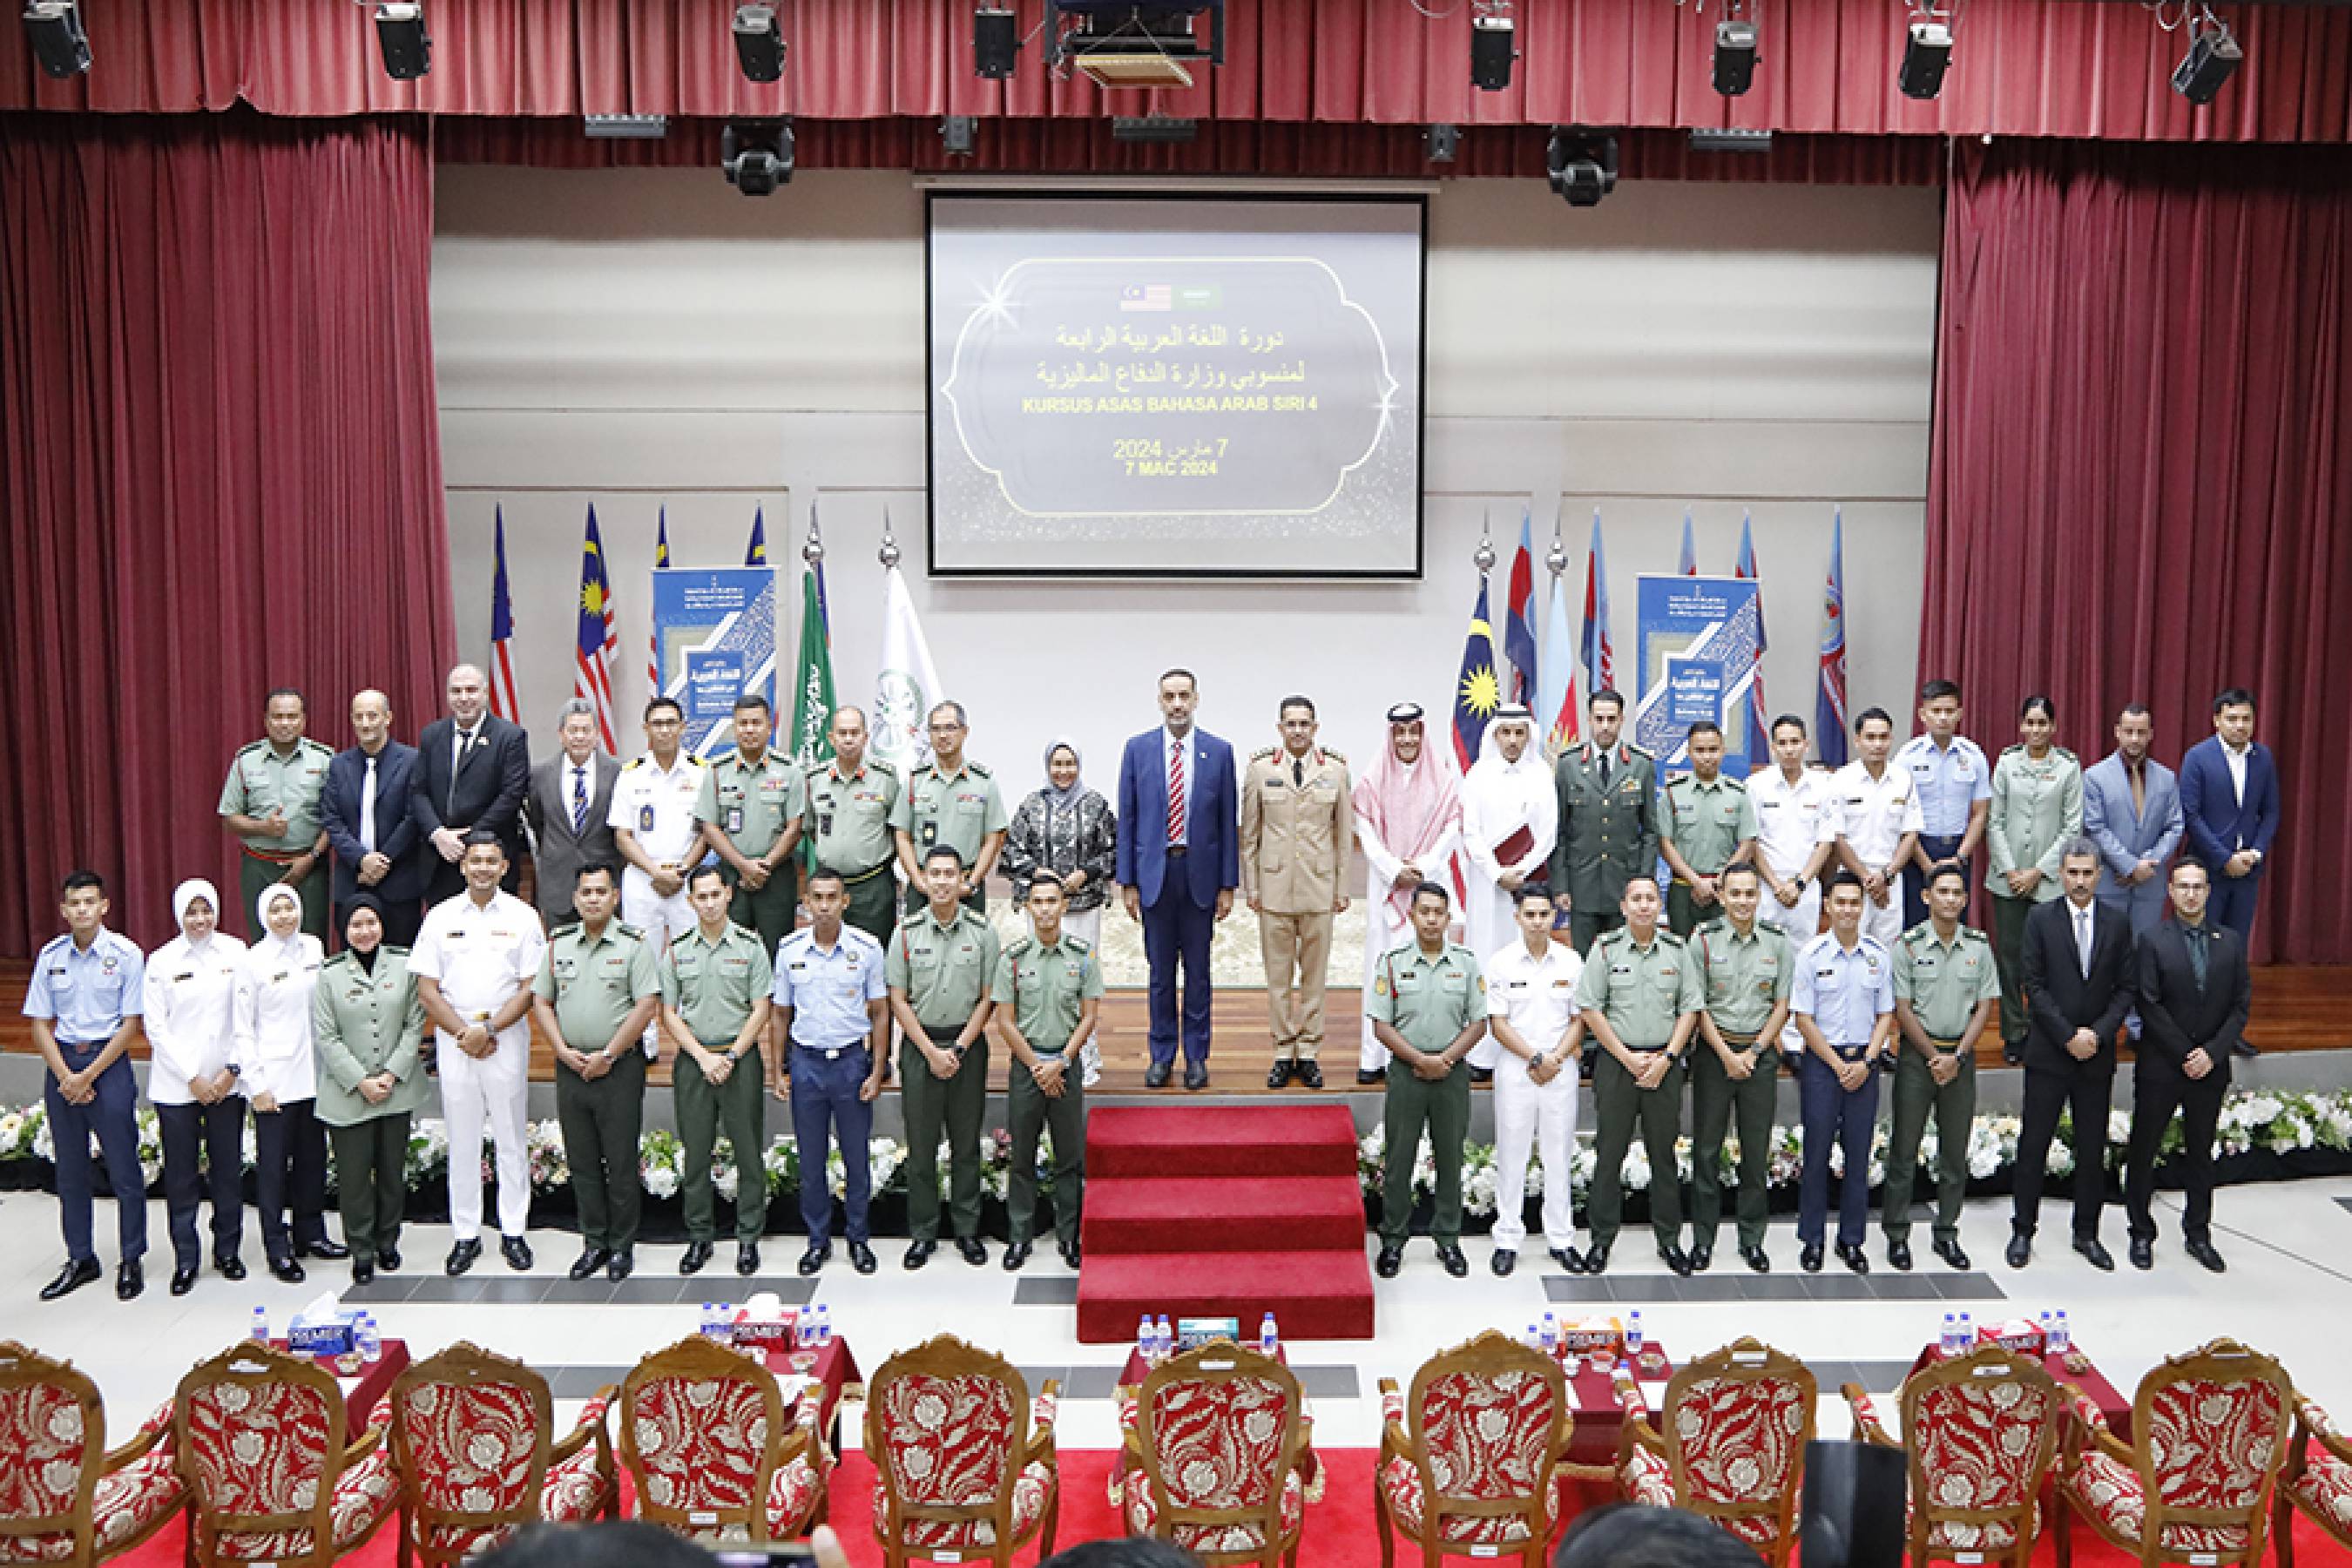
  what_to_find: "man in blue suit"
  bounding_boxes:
[2179,688,2277,1058]
[2082,704,2183,938]
[321,689,428,946]
[1117,669,1239,1089]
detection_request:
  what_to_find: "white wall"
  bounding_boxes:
[433,167,1936,784]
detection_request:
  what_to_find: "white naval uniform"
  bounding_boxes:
[1355,814,1463,1073]
[609,752,708,952]
[409,889,547,1240]
[233,933,324,1106]
[143,934,240,1105]
[1458,748,1556,1069]
[1484,936,1584,1253]
[1747,766,1839,944]
[1830,761,1924,949]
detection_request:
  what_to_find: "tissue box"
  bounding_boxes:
[733,1315,795,1354]
[1176,1317,1240,1351]
[289,1317,355,1357]
[1976,1318,2047,1356]
[1561,1317,1624,1356]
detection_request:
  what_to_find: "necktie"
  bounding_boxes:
[1167,739,1186,846]
[2186,926,2208,992]
[359,756,378,855]
[449,729,476,814]
[571,766,588,835]
[2076,906,2093,978]
[1598,752,1612,789]
[1293,758,1304,787]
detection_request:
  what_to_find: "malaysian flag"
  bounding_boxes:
[1119,282,1173,312]
[1734,510,1767,760]
[487,506,521,723]
[1816,508,1849,768]
[572,506,620,752]
[646,506,671,699]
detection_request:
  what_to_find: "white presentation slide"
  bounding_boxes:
[925,193,1426,578]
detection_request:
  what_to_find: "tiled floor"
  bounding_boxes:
[5,1175,2347,1452]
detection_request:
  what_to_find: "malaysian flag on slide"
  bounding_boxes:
[1119,282,1172,312]
[1734,510,1767,760]
[1816,508,1850,768]
[646,507,672,698]
[487,506,521,723]
[572,506,620,753]
[1504,509,1538,705]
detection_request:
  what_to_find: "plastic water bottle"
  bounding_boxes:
[1625,1311,1644,1358]
[1539,1313,1559,1356]
[355,1315,382,1363]
[1139,1315,1154,1362]
[1941,1313,1957,1355]
[250,1307,269,1343]
[1527,1321,1544,1351]
[1957,1311,1974,1348]
[815,1302,834,1347]
[698,1301,719,1340]
[1260,1313,1279,1355]
[2051,1311,2071,1355]
[1158,1315,1174,1361]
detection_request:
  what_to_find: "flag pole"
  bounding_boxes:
[803,500,824,567]
[1474,508,1496,577]
[1547,507,1568,579]
[879,505,900,569]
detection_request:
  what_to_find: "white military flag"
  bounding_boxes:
[872,564,943,774]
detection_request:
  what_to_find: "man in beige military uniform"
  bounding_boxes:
[220,688,335,941]
[1240,697,1353,1089]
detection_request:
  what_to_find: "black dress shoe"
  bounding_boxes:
[1374,1243,1403,1279]
[2005,1231,2032,1269]
[216,1255,248,1282]
[1740,1245,1771,1274]
[679,1240,714,1275]
[1835,1242,1870,1275]
[1059,1237,1082,1268]
[1551,1246,1585,1274]
[1659,1245,1693,1277]
[1436,1243,1469,1277]
[1266,1061,1294,1089]
[1887,1238,1914,1272]
[1800,1243,1825,1274]
[2234,1039,2259,1058]
[1296,1063,1323,1089]
[171,1264,199,1296]
[502,1236,534,1272]
[351,1259,375,1288]
[849,1240,877,1274]
[2002,1043,2023,1066]
[1933,1238,1971,1271]
[299,1239,350,1261]
[1001,1241,1031,1272]
[2186,1238,2227,1273]
[958,1237,989,1267]
[1468,1066,1495,1085]
[1184,1061,1208,1091]
[445,1239,481,1277]
[374,1248,399,1273]
[607,1250,634,1281]
[1583,1243,1610,1274]
[116,1260,144,1300]
[737,1242,761,1276]
[903,1239,936,1271]
[1355,1068,1386,1085]
[799,1245,831,1276]
[269,1256,307,1285]
[2129,1237,2154,1271]
[2072,1234,2114,1272]
[1689,1246,1713,1274]
[41,1258,102,1301]
[569,1247,613,1281]
[1145,1062,1172,1089]
[1491,1248,1517,1277]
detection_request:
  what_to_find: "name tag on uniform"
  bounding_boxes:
[818,812,835,837]
[727,807,745,835]
[639,804,656,833]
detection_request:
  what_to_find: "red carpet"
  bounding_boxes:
[107,1449,2352,1566]
[1077,1105,1375,1342]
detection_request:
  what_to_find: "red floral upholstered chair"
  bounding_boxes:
[2057,1337,2290,1568]
[618,1336,828,1544]
[173,1341,399,1568]
[864,1335,1060,1568]
[1119,1343,1310,1568]
[1842,1344,2059,1568]
[0,1341,185,1567]
[1614,1336,1815,1568]
[2275,1388,2352,1566]
[387,1341,618,1567]
[1374,1330,1571,1568]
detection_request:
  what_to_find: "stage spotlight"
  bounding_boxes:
[733,4,785,83]
[373,3,429,80]
[1898,17,1952,100]
[2173,13,2242,105]
[1713,15,1758,97]
[1425,123,1461,163]
[21,1,89,78]
[941,114,977,156]
[1471,2,1516,91]
[1546,127,1618,208]
[1111,115,1196,142]
[974,6,1019,78]
[721,120,794,195]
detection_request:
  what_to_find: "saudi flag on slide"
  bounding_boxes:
[789,565,835,774]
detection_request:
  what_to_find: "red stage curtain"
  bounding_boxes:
[1921,139,2352,964]
[0,112,456,956]
[3,0,2348,142]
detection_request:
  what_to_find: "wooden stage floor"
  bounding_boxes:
[2,959,2346,1097]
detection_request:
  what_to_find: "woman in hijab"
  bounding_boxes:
[234,882,339,1282]
[1004,739,1118,1085]
[144,879,248,1294]
[312,893,429,1285]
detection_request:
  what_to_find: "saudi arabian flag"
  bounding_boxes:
[789,564,835,773]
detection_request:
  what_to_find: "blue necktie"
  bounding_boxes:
[571,767,588,836]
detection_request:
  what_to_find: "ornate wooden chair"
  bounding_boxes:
[2275,1386,2352,1566]
[1614,1336,1815,1567]
[618,1335,828,1544]
[1119,1342,1310,1568]
[0,1341,185,1567]
[864,1335,1059,1567]
[1842,1343,2060,1568]
[386,1341,618,1567]
[1373,1329,1572,1567]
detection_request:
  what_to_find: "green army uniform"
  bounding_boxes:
[991,934,1103,1251]
[220,737,335,940]
[1368,943,1486,1247]
[1662,774,1760,936]
[893,759,1009,916]
[1687,918,1793,1254]
[1578,927,1703,1250]
[311,947,428,1261]
[1985,745,2084,1046]
[805,760,902,945]
[888,905,1001,1245]
[698,749,806,959]
[534,920,660,1254]
[1884,920,2000,1247]
[663,923,776,1245]
[1551,741,1660,954]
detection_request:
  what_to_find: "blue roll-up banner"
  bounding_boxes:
[1633,574,1763,776]
[651,565,780,758]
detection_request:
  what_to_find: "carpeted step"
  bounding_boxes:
[1076,1247,1377,1342]
[1082,1174,1368,1255]
[1088,1105,1359,1179]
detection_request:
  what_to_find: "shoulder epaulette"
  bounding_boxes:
[1962,924,1990,943]
[765,748,792,765]
[1322,747,1346,764]
[1064,936,1092,954]
[2054,747,2078,763]
[234,739,270,758]
[1656,930,1686,947]
[300,737,334,756]
[1004,936,1036,960]
[1625,743,1653,760]
[322,951,353,970]
[1251,746,1277,761]
[549,920,581,939]
[1722,774,1747,791]
[622,756,645,770]
[2001,743,2024,757]
[968,760,992,778]
[614,923,645,940]
[872,758,899,774]
[382,944,410,956]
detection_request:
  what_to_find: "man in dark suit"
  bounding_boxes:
[1116,668,1239,1090]
[321,689,428,946]
[2178,686,2279,958]
[524,699,622,928]
[2126,861,2250,1274]
[2008,838,2135,1271]
[410,663,531,903]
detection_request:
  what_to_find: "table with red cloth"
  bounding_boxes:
[1906,1339,2133,1441]
[1559,1342,1675,1469]
[758,1338,860,1448]
[271,1337,411,1423]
